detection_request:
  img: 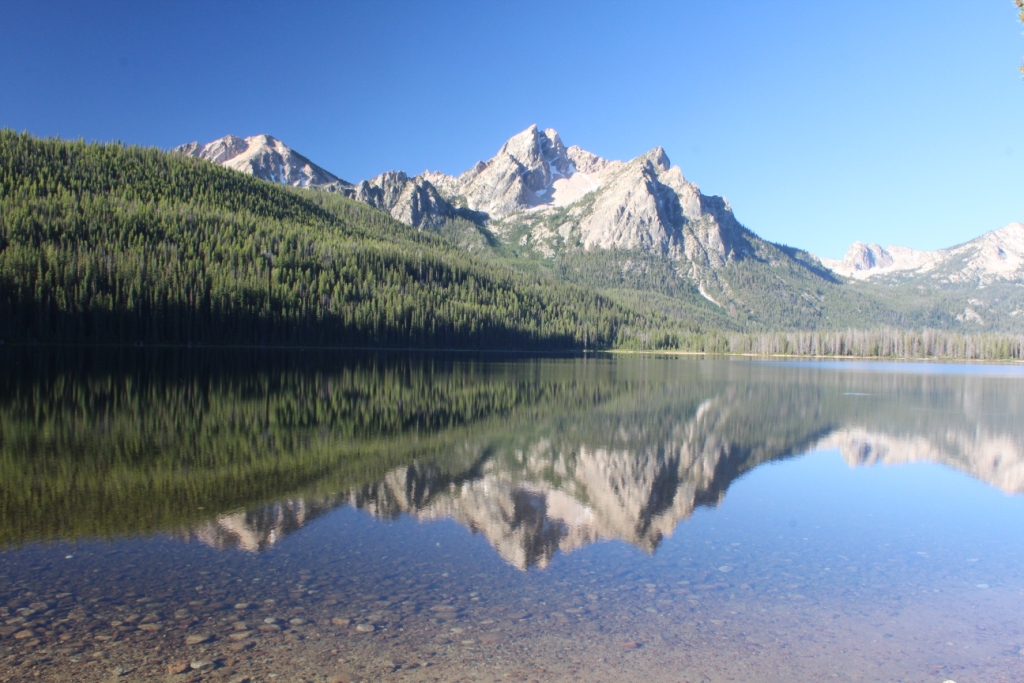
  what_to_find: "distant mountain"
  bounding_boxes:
[818,222,1024,284]
[175,134,352,191]
[176,134,470,232]
[415,125,855,327]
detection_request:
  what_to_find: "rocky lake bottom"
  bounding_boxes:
[1,353,1023,682]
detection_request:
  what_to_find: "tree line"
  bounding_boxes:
[679,327,1024,361]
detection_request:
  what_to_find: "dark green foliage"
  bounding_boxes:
[0,349,634,544]
[0,131,663,350]
[720,327,1024,360]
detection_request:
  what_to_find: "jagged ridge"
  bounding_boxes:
[175,134,351,191]
[818,222,1024,284]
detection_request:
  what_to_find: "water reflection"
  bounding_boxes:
[2,351,1024,682]
[5,350,1012,567]
[185,498,342,552]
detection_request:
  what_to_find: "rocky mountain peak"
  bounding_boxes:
[636,146,671,172]
[565,145,611,174]
[844,242,894,271]
[442,124,581,215]
[176,134,249,164]
[354,170,455,231]
[173,134,351,191]
[401,126,751,272]
[495,125,574,179]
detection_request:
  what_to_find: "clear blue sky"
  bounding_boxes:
[2,0,1021,258]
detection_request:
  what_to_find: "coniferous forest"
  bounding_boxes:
[0,131,675,350]
[2,130,1023,359]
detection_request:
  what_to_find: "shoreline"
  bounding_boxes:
[602,348,1024,364]
[1,341,1022,364]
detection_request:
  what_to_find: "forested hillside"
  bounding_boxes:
[2,131,1021,358]
[0,131,680,350]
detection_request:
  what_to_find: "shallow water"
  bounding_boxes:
[1,350,1022,682]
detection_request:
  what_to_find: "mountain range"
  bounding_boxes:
[175,128,1024,332]
[820,223,1024,284]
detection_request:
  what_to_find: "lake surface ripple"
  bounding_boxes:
[1,350,1022,682]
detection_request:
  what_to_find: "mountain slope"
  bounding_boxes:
[0,130,678,349]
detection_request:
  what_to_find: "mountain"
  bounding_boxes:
[175,134,352,191]
[1,130,664,350]
[419,126,1024,330]
[175,126,755,269]
[416,125,869,329]
[422,125,751,269]
[176,134,472,232]
[813,223,1024,328]
[818,222,1024,284]
[352,171,456,231]
[170,127,1024,332]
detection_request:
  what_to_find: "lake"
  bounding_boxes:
[1,350,1023,683]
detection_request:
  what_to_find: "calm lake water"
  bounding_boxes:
[1,350,1023,683]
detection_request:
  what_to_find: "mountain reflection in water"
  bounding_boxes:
[56,352,1007,565]
[5,351,1024,683]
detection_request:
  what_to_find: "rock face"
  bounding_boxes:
[174,134,351,191]
[353,171,456,230]
[818,222,1024,284]
[438,125,576,216]
[423,124,751,264]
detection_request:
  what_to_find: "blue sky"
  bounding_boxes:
[2,0,1021,258]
